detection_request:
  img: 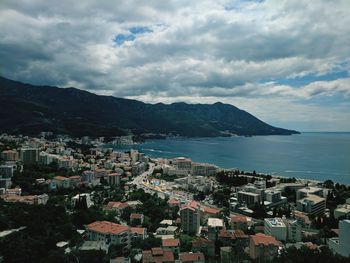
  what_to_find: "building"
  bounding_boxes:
[264,218,287,242]
[179,252,205,263]
[1,150,19,161]
[264,189,287,207]
[220,247,232,263]
[296,187,324,200]
[180,201,201,235]
[20,148,39,164]
[108,173,121,186]
[81,170,95,183]
[142,248,175,263]
[328,220,350,258]
[53,176,71,189]
[58,156,74,170]
[130,213,144,225]
[39,152,58,165]
[1,193,49,205]
[0,165,14,178]
[174,157,192,171]
[190,163,217,176]
[334,199,350,219]
[237,191,261,207]
[72,193,94,208]
[207,218,224,241]
[86,221,131,248]
[285,219,302,243]
[162,238,180,254]
[249,233,281,261]
[296,194,326,216]
[230,215,249,232]
[0,177,11,189]
[191,237,215,257]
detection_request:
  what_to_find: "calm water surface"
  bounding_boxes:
[109,133,350,184]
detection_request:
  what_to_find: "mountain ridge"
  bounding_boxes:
[0,76,299,137]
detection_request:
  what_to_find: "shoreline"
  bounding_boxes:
[103,134,350,186]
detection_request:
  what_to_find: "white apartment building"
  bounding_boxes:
[328,220,350,258]
[264,218,287,242]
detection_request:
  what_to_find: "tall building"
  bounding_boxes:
[1,150,19,161]
[174,157,192,172]
[296,187,324,200]
[296,194,326,216]
[328,220,350,258]
[284,219,302,243]
[237,191,261,207]
[0,165,14,178]
[20,148,39,165]
[264,218,287,242]
[108,173,121,186]
[180,201,201,235]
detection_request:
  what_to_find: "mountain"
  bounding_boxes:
[0,76,299,137]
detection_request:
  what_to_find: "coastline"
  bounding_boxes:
[104,133,350,185]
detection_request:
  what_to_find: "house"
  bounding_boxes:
[106,201,130,212]
[230,215,249,231]
[249,233,281,261]
[53,176,71,189]
[130,213,144,225]
[191,237,215,257]
[207,218,224,241]
[168,198,181,207]
[131,227,147,241]
[86,221,130,248]
[142,248,175,263]
[162,238,180,254]
[179,252,205,263]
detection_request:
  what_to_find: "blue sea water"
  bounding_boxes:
[108,133,350,184]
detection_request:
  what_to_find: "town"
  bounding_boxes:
[0,133,349,263]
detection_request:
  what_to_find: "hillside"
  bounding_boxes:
[0,76,299,137]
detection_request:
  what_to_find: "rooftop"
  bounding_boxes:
[250,233,281,247]
[162,238,179,247]
[208,218,224,228]
[87,221,129,235]
[179,252,205,262]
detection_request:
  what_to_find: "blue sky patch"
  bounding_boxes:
[270,71,349,88]
[129,26,152,34]
[113,34,136,45]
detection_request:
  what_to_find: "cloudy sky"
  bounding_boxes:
[1,0,349,131]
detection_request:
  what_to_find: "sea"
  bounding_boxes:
[107,132,350,184]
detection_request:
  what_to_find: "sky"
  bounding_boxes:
[0,0,349,132]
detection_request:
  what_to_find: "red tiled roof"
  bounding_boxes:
[191,237,214,248]
[131,227,146,235]
[250,233,281,247]
[87,221,129,235]
[231,215,248,223]
[168,198,180,205]
[179,252,205,262]
[54,176,68,180]
[162,238,179,247]
[202,206,220,214]
[218,229,234,239]
[234,229,248,239]
[130,213,143,219]
[106,201,129,210]
[143,248,174,263]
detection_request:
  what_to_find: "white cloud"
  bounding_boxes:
[0,0,349,130]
